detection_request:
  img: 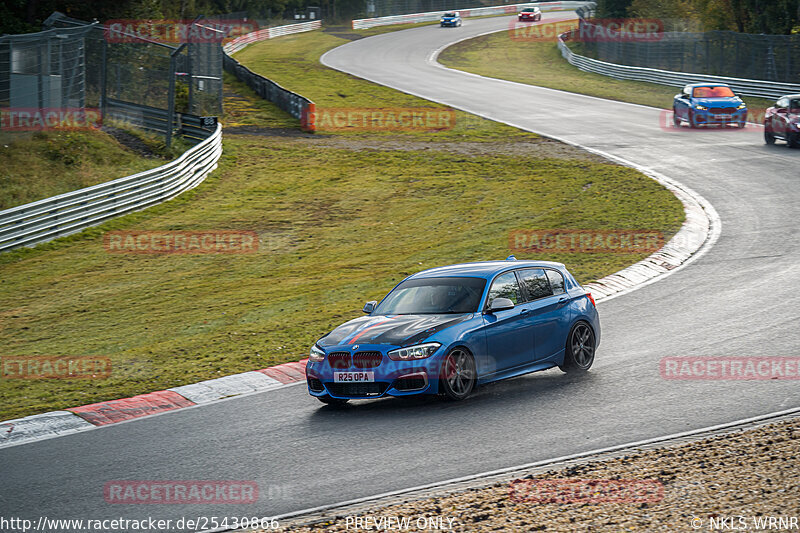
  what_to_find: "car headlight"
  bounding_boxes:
[388,342,441,361]
[791,121,800,130]
[309,345,325,362]
[737,104,747,109]
[694,104,707,110]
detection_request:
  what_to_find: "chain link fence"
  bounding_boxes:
[576,18,800,84]
[1,12,223,146]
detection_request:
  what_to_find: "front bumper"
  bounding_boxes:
[306,345,443,399]
[440,20,459,26]
[693,108,747,125]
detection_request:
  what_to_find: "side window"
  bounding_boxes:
[487,272,521,307]
[517,269,552,301]
[545,269,566,295]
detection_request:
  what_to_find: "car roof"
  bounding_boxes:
[779,94,800,99]
[409,260,566,280]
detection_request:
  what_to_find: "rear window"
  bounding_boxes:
[517,269,552,301]
[546,269,566,295]
[693,86,735,98]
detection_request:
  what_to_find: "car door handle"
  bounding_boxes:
[519,308,530,315]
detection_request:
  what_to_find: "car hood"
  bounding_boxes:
[693,97,742,107]
[317,314,472,348]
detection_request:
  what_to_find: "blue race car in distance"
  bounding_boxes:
[673,83,747,128]
[440,11,462,27]
[306,258,600,405]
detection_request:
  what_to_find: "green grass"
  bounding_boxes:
[438,32,775,119]
[0,135,683,420]
[232,29,537,140]
[0,28,685,421]
[0,128,168,210]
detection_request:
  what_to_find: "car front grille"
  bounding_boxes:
[326,382,389,397]
[327,352,351,369]
[709,107,735,114]
[352,351,383,368]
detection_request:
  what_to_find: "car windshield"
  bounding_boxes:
[790,99,800,112]
[374,277,486,315]
[693,86,735,98]
[522,8,534,11]
[443,12,456,17]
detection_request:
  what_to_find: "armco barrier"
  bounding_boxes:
[223,54,316,131]
[352,1,594,29]
[223,20,322,55]
[557,30,800,100]
[0,123,223,253]
[222,21,320,131]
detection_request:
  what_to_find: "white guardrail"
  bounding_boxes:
[557,31,800,100]
[0,123,223,253]
[353,1,591,29]
[224,20,322,55]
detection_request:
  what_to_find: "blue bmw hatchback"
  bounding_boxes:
[306,258,600,404]
[673,83,747,128]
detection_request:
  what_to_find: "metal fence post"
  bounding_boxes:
[100,37,107,119]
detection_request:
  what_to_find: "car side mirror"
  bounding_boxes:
[487,297,515,313]
[362,301,377,313]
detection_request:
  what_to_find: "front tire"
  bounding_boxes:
[688,110,698,128]
[439,348,476,401]
[788,132,800,148]
[672,108,681,127]
[559,322,596,373]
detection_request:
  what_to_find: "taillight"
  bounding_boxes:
[586,292,596,307]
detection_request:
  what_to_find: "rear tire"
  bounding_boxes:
[439,348,476,401]
[559,322,596,373]
[788,132,800,148]
[764,127,776,145]
[317,395,349,406]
